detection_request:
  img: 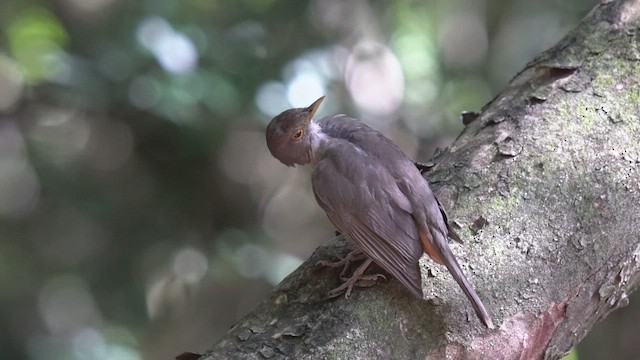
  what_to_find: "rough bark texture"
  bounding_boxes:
[201,1,640,359]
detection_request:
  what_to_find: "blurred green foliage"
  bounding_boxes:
[1,0,637,359]
[6,7,69,82]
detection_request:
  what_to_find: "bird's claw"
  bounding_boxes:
[326,272,386,299]
[315,249,367,279]
[324,258,385,299]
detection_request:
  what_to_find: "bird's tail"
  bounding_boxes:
[419,227,494,328]
[440,242,494,329]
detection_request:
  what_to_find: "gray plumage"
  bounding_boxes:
[266,97,493,328]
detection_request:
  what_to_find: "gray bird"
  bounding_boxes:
[266,96,494,329]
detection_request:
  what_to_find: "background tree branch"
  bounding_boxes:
[201,0,640,358]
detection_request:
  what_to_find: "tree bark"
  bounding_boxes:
[200,1,640,359]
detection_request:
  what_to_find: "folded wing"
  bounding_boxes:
[311,141,424,297]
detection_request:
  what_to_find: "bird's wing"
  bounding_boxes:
[312,142,424,297]
[319,116,463,244]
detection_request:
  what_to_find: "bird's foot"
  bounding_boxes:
[315,249,367,280]
[325,258,386,299]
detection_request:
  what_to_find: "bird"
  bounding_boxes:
[265,96,494,329]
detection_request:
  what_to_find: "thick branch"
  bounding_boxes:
[201,1,640,359]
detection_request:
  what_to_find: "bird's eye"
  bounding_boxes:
[292,129,304,140]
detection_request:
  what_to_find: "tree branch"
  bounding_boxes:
[200,1,640,358]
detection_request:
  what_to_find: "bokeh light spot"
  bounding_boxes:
[345,41,404,118]
[286,70,325,108]
[264,252,303,285]
[255,81,288,119]
[0,55,24,112]
[234,243,269,279]
[136,16,198,74]
[7,7,69,82]
[172,247,208,284]
[29,110,91,166]
[71,327,141,360]
[38,276,101,336]
[392,30,437,79]
[156,33,198,74]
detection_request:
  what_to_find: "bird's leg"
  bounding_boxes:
[315,249,367,280]
[326,258,386,299]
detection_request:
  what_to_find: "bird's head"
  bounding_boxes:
[266,96,325,166]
